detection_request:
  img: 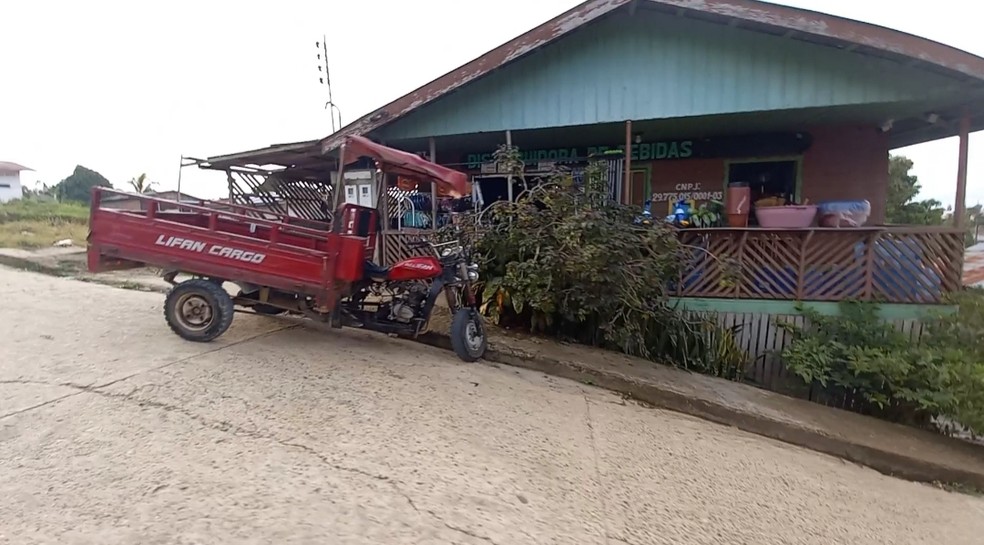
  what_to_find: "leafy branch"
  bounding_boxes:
[453,145,747,378]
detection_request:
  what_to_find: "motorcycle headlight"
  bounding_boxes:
[441,245,462,258]
[467,263,479,282]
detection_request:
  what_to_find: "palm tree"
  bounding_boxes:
[127,173,157,194]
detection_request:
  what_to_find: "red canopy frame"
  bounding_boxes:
[339,135,470,198]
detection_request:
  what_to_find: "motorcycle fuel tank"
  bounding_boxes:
[388,256,443,281]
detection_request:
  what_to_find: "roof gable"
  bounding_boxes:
[319,0,984,152]
[377,10,962,140]
[0,162,33,173]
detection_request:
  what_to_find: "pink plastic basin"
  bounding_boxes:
[754,205,817,228]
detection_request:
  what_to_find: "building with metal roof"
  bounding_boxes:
[209,0,982,220]
[0,161,32,203]
[203,0,980,310]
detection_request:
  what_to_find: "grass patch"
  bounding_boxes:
[0,219,89,249]
[0,200,89,223]
[0,200,90,249]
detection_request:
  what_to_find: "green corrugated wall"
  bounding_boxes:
[377,10,958,140]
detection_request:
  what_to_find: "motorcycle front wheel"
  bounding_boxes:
[450,308,487,362]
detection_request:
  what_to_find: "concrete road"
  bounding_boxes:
[1,267,982,545]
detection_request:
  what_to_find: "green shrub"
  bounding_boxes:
[456,145,747,379]
[645,309,747,380]
[779,299,984,434]
[922,290,984,434]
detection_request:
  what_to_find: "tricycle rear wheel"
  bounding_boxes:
[164,279,235,342]
[450,308,487,362]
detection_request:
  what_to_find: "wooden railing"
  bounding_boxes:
[381,229,432,265]
[674,227,966,304]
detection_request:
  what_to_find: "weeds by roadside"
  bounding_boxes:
[932,481,984,497]
[0,200,90,249]
[74,277,165,292]
[0,257,69,277]
[0,199,89,222]
[0,219,89,249]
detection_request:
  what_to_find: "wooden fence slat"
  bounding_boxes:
[677,227,964,303]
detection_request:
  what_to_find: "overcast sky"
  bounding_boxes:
[1,0,981,206]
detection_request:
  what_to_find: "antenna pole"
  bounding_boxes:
[323,35,335,132]
[317,34,342,132]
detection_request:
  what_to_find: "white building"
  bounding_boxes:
[0,161,31,202]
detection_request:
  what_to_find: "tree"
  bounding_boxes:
[885,155,945,226]
[21,181,56,201]
[53,166,112,204]
[127,173,157,194]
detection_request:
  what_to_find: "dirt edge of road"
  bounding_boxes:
[0,252,168,293]
[3,250,983,494]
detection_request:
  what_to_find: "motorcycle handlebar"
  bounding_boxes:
[408,240,466,258]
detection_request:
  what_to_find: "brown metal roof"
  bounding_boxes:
[0,161,33,173]
[203,140,339,182]
[656,0,984,80]
[205,140,321,169]
[318,0,984,153]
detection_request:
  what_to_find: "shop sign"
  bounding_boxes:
[465,140,693,170]
[463,132,811,170]
[651,182,724,214]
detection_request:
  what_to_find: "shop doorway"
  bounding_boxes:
[726,160,799,223]
[472,175,541,210]
[627,167,651,208]
[473,176,510,209]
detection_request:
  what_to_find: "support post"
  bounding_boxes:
[332,143,346,216]
[380,172,390,260]
[955,112,971,228]
[429,137,438,229]
[506,130,514,203]
[176,155,184,204]
[624,120,633,205]
[226,171,234,203]
[376,139,387,257]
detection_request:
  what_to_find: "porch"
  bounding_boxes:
[674,226,965,304]
[379,224,966,305]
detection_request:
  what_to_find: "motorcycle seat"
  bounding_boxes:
[364,260,390,279]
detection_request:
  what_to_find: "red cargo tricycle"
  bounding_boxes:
[87,136,487,361]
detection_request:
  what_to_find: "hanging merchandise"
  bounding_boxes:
[408,193,430,211]
[397,176,418,191]
[435,181,454,197]
[633,200,655,226]
[402,210,431,228]
[669,199,693,227]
